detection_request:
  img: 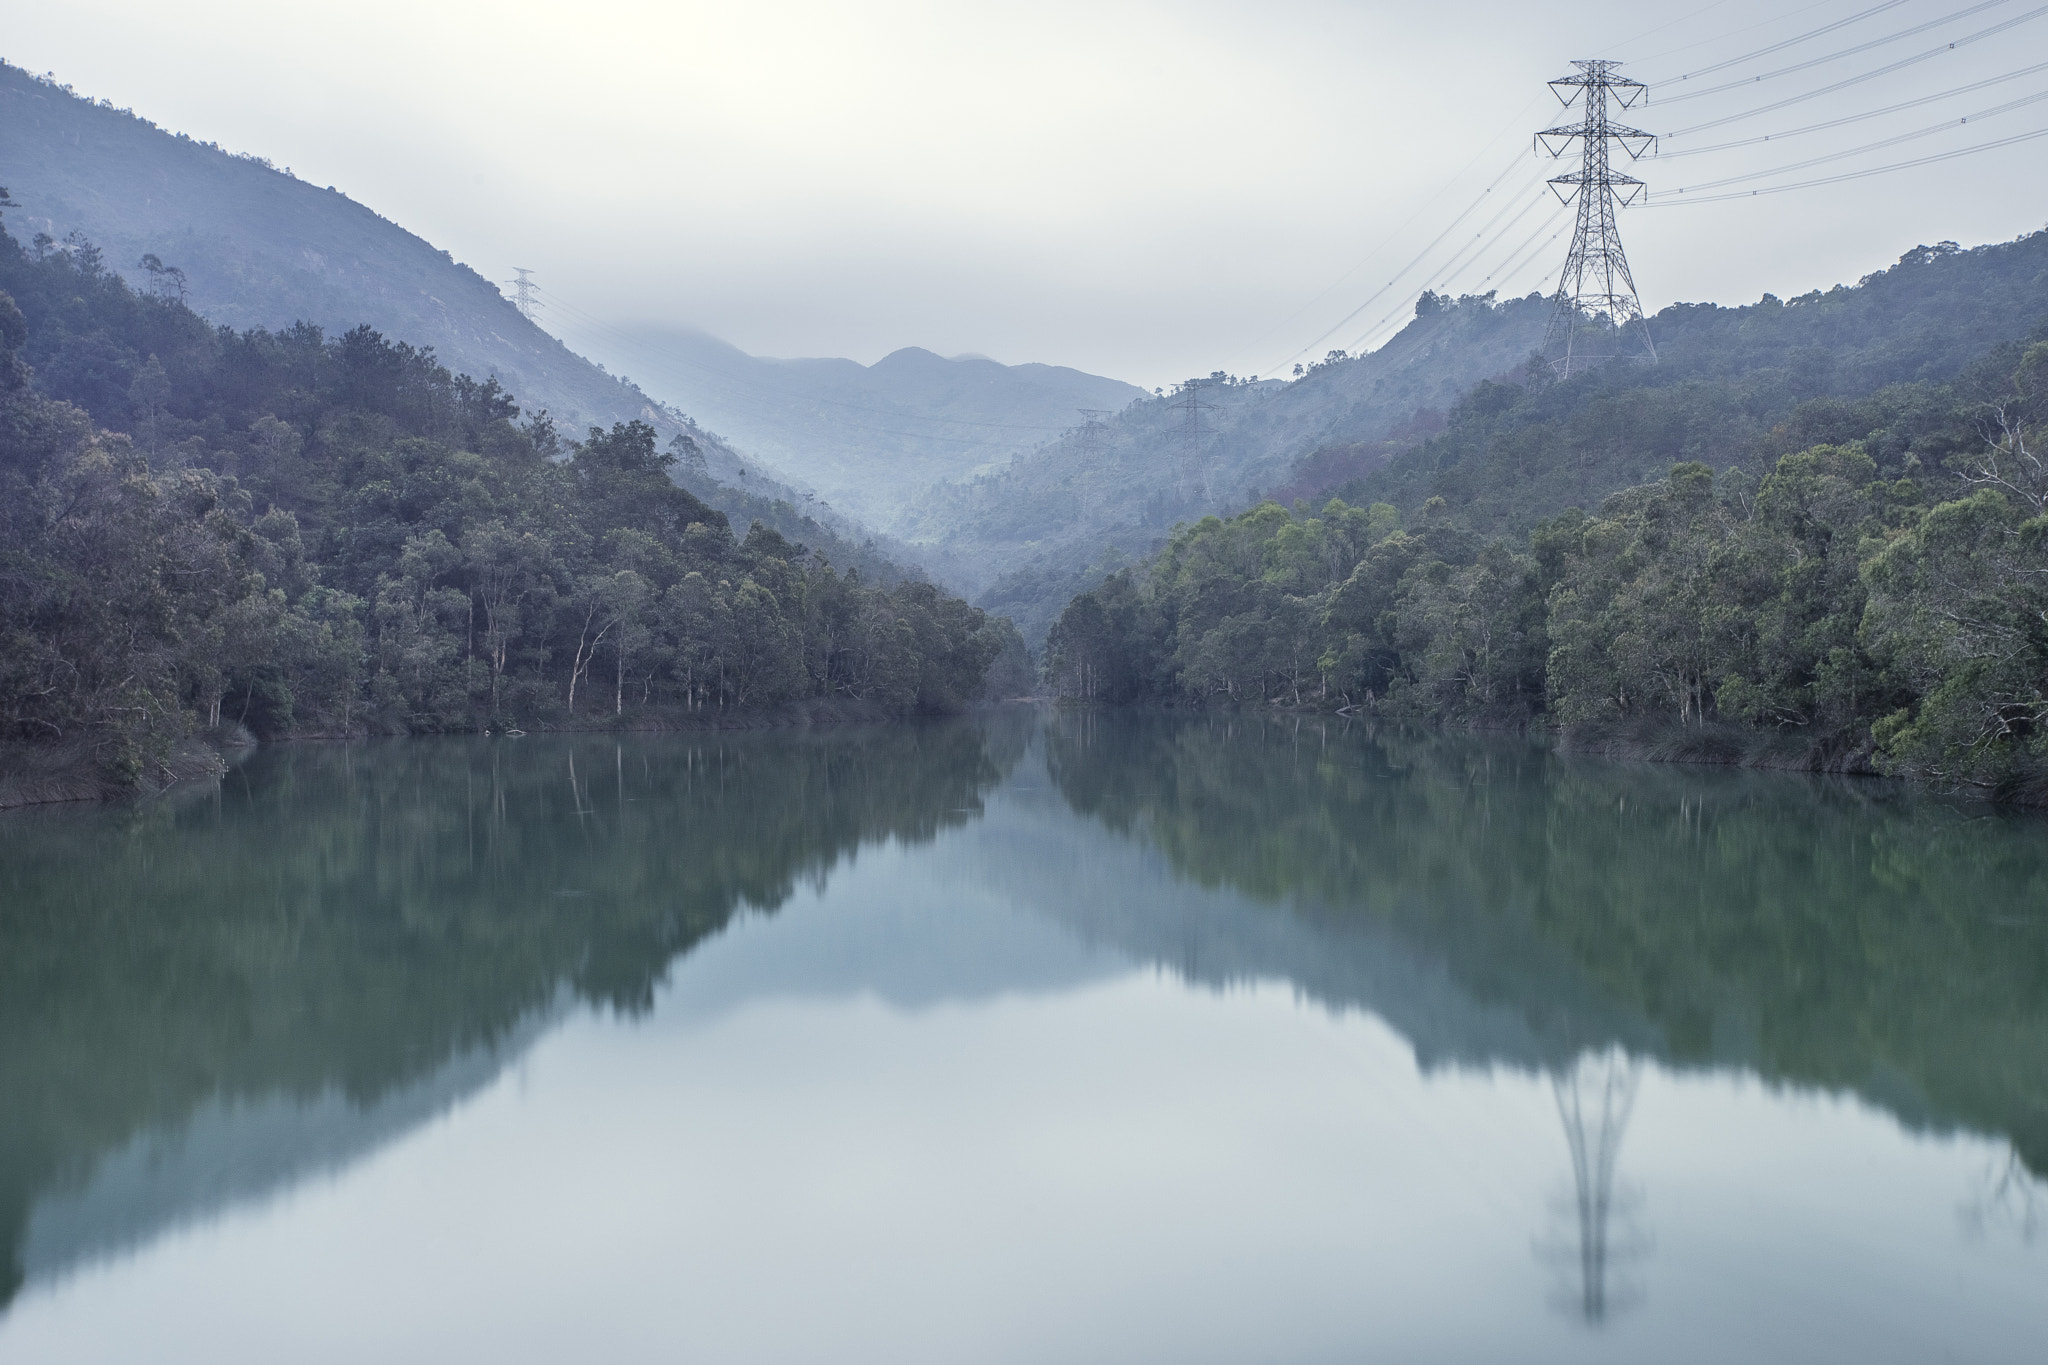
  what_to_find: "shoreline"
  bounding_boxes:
[1049,699,2048,808]
[0,697,1025,812]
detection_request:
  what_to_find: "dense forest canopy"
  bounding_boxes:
[0,218,1026,787]
[1047,232,2048,799]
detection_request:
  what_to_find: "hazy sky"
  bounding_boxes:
[10,0,2048,387]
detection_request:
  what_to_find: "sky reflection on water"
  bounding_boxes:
[0,715,2043,1363]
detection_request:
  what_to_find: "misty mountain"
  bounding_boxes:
[0,60,921,578]
[0,62,665,440]
[908,292,1550,640]
[584,324,1148,529]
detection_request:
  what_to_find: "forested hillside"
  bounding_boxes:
[0,221,1023,795]
[0,60,918,573]
[917,292,1550,639]
[0,62,661,440]
[1045,231,2048,800]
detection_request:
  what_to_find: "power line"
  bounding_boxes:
[1646,0,1914,87]
[1654,58,2048,157]
[1468,205,1574,294]
[1665,3,2048,138]
[1655,0,2019,105]
[1242,95,1553,373]
[1341,196,1569,356]
[1335,208,1556,358]
[1255,0,1914,380]
[1263,152,1540,376]
[1540,60,1657,376]
[1624,0,1860,68]
[1645,122,2048,204]
[1404,180,1556,301]
[1658,87,2048,196]
[1610,0,1739,58]
[1351,187,1557,342]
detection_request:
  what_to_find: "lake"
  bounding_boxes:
[0,713,2043,1363]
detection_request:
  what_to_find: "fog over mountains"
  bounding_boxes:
[0,61,924,579]
[586,325,1147,529]
[24,55,2048,652]
[0,57,1566,632]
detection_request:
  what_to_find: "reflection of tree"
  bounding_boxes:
[1961,1144,2043,1244]
[1538,1050,1650,1324]
[0,720,1023,1310]
[1040,712,2048,1180]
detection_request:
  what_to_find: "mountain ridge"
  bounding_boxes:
[580,321,1148,528]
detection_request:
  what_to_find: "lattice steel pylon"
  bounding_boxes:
[506,267,542,321]
[1075,408,1113,461]
[1168,381,1216,500]
[1538,61,1657,377]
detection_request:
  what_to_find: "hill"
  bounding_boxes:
[589,324,1148,529]
[1041,228,2048,798]
[0,60,667,439]
[0,59,927,573]
[0,223,1023,794]
[908,291,1549,640]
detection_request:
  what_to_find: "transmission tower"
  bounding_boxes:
[1538,61,1657,377]
[1169,381,1217,501]
[506,267,542,321]
[1075,408,1113,461]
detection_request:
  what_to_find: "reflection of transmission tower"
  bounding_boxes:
[1168,381,1216,501]
[1538,60,1657,377]
[1539,1050,1650,1324]
[506,267,542,321]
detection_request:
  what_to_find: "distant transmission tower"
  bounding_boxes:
[1169,382,1216,500]
[506,267,542,321]
[1538,61,1657,376]
[1075,408,1113,461]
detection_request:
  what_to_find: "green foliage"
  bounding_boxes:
[1046,301,2048,796]
[0,228,1014,783]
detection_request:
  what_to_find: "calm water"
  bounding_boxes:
[1,714,2044,1363]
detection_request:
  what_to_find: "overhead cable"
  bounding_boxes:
[1656,0,2009,102]
[1664,3,2048,138]
[1655,57,2048,156]
[1661,88,2048,195]
[1263,152,1538,375]
[1240,119,1542,364]
[1646,123,2048,204]
[1627,0,1854,67]
[1413,181,1555,294]
[1646,0,1914,86]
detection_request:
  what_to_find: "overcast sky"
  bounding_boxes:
[10,0,2048,388]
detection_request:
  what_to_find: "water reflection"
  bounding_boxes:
[1541,1052,1647,1324]
[1962,1146,2043,1245]
[0,720,1023,1306]
[1037,712,2048,1174]
[1,710,2046,1350]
